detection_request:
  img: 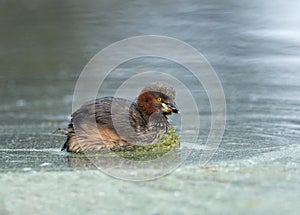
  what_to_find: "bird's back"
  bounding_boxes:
[62,97,151,152]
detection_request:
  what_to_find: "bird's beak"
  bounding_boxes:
[162,103,180,114]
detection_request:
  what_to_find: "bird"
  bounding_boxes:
[61,82,179,153]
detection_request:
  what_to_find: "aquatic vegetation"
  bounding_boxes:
[111,127,180,160]
[70,127,180,162]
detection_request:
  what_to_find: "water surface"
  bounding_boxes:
[0,0,299,214]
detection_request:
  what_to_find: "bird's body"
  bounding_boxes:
[62,82,179,153]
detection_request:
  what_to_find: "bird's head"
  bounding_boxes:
[137,82,179,116]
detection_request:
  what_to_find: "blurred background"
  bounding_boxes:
[0,0,299,214]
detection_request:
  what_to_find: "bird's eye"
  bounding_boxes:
[156,97,162,102]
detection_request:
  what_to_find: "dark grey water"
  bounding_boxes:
[1,0,299,214]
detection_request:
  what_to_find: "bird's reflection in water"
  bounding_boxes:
[66,147,184,174]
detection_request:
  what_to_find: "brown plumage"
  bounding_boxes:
[61,82,179,153]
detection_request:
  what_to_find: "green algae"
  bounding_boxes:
[112,127,180,151]
[110,126,180,160]
[68,127,180,162]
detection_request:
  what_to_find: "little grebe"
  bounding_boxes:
[61,82,179,153]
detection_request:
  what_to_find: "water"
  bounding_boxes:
[1,0,300,214]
